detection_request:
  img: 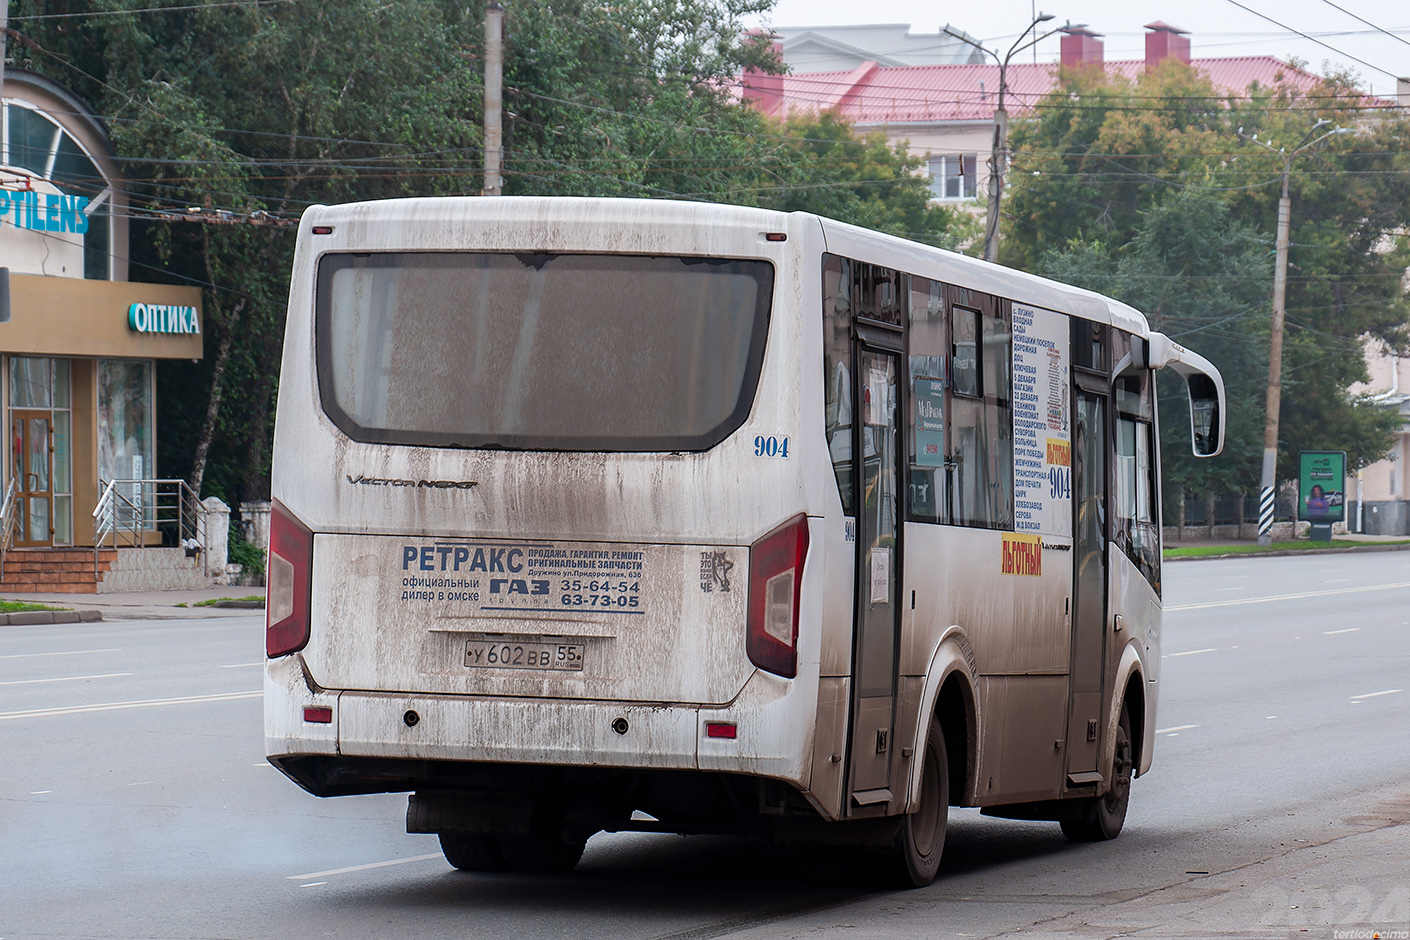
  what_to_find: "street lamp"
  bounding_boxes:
[1238,120,1352,545]
[944,15,1081,263]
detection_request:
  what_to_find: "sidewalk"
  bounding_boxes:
[0,586,267,622]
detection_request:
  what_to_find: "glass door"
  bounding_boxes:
[12,410,54,547]
[1067,390,1108,777]
[847,346,903,805]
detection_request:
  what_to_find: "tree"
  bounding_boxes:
[1006,60,1410,507]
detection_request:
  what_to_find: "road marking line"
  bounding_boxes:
[0,672,131,686]
[29,790,51,795]
[1156,724,1199,734]
[0,648,120,660]
[0,690,261,721]
[1266,716,1277,719]
[218,663,263,669]
[1165,648,1217,658]
[286,854,444,880]
[299,882,328,888]
[1350,689,1401,700]
[1167,581,1410,611]
[1323,628,1360,635]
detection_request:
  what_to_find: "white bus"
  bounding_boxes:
[265,197,1224,886]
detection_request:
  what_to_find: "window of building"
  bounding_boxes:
[1,100,115,280]
[929,154,978,200]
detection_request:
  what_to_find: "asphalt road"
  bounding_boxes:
[2,551,1407,940]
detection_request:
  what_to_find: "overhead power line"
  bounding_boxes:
[1313,0,1410,50]
[11,0,304,21]
[1220,0,1400,79]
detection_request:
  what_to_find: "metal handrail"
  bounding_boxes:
[93,478,208,579]
[0,479,16,582]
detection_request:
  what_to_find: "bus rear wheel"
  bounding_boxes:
[439,832,506,871]
[1060,704,1133,842]
[892,717,949,887]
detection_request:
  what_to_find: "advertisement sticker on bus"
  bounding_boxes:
[397,539,658,614]
[1011,303,1072,537]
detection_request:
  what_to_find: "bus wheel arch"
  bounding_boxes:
[905,629,979,813]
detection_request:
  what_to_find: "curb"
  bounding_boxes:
[1165,542,1410,563]
[1,609,104,624]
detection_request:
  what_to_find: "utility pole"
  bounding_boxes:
[482,1,504,196]
[1239,121,1350,545]
[945,16,1078,264]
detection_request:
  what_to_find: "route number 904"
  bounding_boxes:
[754,436,789,458]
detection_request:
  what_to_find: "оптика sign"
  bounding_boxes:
[128,302,201,335]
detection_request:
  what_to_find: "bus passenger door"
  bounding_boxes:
[847,343,903,808]
[1067,389,1108,782]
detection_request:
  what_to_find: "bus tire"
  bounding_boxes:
[498,833,586,873]
[439,832,507,871]
[893,717,949,888]
[1060,703,1133,842]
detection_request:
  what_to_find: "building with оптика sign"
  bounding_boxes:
[1,69,204,572]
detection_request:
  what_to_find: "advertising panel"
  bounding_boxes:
[1298,451,1346,523]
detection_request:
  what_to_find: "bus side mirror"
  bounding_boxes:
[1187,374,1221,458]
[1147,331,1226,458]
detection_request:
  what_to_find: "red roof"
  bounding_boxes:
[748,57,1357,125]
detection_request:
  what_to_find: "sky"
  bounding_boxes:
[745,0,1410,95]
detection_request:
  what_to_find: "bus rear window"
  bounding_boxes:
[315,252,773,451]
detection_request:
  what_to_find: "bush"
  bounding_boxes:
[228,522,266,582]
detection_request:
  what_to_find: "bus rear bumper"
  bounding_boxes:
[264,656,816,792]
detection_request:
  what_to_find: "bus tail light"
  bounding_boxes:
[267,500,313,658]
[747,514,809,679]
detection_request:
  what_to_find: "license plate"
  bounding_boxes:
[464,639,584,671]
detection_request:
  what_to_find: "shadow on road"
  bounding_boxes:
[321,811,1090,937]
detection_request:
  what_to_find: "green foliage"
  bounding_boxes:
[1008,61,1410,500]
[1036,190,1272,498]
[227,522,265,578]
[757,112,979,250]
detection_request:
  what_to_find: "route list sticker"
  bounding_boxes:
[1011,303,1071,537]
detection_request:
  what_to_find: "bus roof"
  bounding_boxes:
[300,196,1151,338]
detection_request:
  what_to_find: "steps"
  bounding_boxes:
[0,548,117,594]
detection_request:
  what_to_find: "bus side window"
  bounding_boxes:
[1114,369,1160,594]
[822,254,855,515]
[854,262,902,325]
[949,299,1014,530]
[908,277,947,523]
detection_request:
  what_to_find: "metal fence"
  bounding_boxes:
[93,478,208,578]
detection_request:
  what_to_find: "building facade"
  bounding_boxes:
[1,69,202,549]
[1353,350,1410,534]
[744,22,1331,203]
